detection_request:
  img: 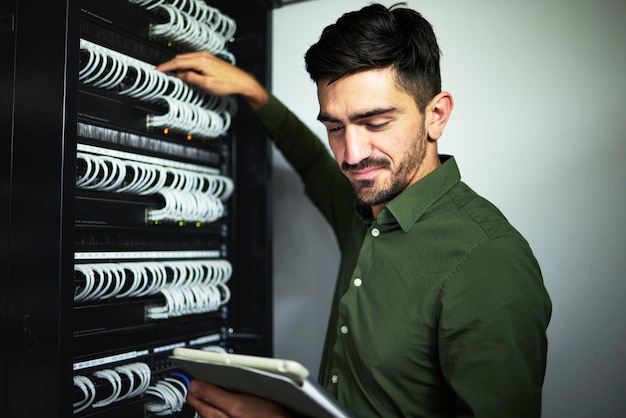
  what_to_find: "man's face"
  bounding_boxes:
[317,67,438,210]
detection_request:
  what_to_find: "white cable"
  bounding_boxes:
[97,264,125,300]
[129,362,152,395]
[76,152,96,188]
[114,364,136,401]
[80,48,107,85]
[98,155,127,191]
[92,369,123,408]
[74,265,94,302]
[73,375,96,413]
[88,265,112,300]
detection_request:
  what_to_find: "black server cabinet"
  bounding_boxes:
[1,0,277,417]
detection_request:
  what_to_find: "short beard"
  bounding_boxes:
[349,163,411,207]
[344,125,428,207]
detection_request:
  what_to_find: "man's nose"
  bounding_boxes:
[343,126,370,166]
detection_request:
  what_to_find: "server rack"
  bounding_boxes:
[1,0,278,416]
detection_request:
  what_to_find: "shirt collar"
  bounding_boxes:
[356,155,461,231]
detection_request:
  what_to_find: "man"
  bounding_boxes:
[157,3,552,417]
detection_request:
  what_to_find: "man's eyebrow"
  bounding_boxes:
[317,107,397,123]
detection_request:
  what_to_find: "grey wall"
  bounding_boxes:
[268,1,626,417]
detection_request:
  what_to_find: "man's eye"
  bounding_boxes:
[367,122,389,130]
[328,125,344,133]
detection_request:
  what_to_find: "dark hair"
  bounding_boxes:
[304,3,441,112]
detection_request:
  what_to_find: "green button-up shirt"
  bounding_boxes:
[256,95,551,418]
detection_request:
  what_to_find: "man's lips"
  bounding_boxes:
[342,158,390,181]
[346,166,382,180]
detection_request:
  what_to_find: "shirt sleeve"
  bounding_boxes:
[254,95,356,241]
[438,236,552,418]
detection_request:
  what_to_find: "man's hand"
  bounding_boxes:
[186,379,291,418]
[156,51,269,110]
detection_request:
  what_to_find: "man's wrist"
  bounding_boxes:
[244,85,270,110]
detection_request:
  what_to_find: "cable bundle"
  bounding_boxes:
[147,96,232,138]
[149,3,235,62]
[74,259,232,309]
[73,362,152,414]
[78,39,235,139]
[76,149,234,224]
[147,187,225,224]
[128,0,236,60]
[145,375,189,416]
[76,151,234,198]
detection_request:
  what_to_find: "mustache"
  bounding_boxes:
[341,157,390,172]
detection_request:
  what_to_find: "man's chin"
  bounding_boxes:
[353,189,382,207]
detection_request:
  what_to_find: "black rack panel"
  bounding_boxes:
[2,0,275,417]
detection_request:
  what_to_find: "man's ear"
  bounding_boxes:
[426,91,454,141]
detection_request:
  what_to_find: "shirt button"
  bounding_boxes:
[353,278,362,287]
[340,325,349,334]
[331,374,338,384]
[371,228,380,237]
